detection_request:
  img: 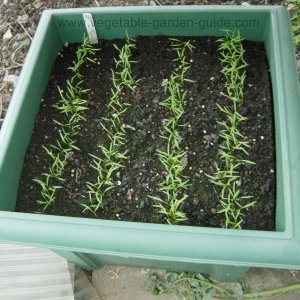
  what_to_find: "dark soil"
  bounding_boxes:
[16,35,275,230]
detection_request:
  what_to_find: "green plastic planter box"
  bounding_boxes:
[0,6,299,282]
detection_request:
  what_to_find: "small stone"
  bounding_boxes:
[203,135,212,142]
[7,74,19,87]
[12,38,30,51]
[211,208,217,214]
[3,29,12,43]
[34,0,44,9]
[29,146,36,153]
[138,130,146,138]
[18,14,29,24]
[193,196,200,205]
[297,60,300,71]
[28,25,36,36]
[180,155,188,166]
[288,3,297,11]
[149,0,157,5]
[140,268,150,274]
[127,189,133,200]
[288,3,298,18]
[241,1,250,5]
[261,182,270,194]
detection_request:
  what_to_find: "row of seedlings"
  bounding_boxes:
[150,38,195,224]
[34,37,98,212]
[208,31,256,229]
[34,32,257,229]
[82,36,139,215]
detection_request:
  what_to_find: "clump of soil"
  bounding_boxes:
[16,36,275,230]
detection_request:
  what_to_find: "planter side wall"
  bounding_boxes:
[264,8,300,232]
[0,15,63,211]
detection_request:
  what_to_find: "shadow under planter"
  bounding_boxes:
[0,6,299,282]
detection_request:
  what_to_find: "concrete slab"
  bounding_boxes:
[92,266,300,300]
[92,266,176,300]
[241,268,300,300]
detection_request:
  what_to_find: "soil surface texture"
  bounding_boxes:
[16,36,275,230]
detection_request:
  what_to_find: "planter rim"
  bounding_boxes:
[0,210,299,270]
[0,211,290,238]
[41,5,285,13]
